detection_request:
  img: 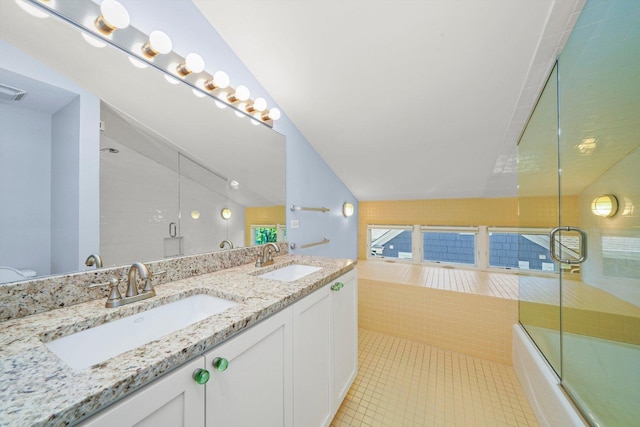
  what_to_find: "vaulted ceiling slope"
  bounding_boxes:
[194,0,584,201]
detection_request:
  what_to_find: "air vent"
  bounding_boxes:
[0,83,27,101]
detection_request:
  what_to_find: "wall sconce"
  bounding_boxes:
[227,85,250,103]
[591,194,618,217]
[221,208,232,220]
[95,0,130,35]
[203,71,230,91]
[342,202,354,217]
[176,53,205,76]
[141,30,172,58]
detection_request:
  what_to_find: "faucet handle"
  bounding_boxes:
[106,277,122,303]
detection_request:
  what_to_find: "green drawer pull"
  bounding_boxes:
[193,368,210,385]
[331,282,344,291]
[213,357,229,372]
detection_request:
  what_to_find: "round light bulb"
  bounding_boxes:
[96,0,130,34]
[221,208,232,220]
[177,53,204,76]
[249,97,267,113]
[186,53,205,72]
[213,71,230,89]
[142,30,172,57]
[191,210,201,220]
[235,85,250,102]
[268,108,281,121]
[204,71,230,91]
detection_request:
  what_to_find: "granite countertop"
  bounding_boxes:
[0,255,356,427]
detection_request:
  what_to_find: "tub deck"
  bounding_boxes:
[358,260,640,363]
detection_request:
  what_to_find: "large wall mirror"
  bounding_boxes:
[0,1,285,284]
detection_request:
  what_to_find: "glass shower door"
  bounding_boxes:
[557,0,640,425]
[517,64,562,376]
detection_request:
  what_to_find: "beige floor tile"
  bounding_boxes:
[331,329,538,427]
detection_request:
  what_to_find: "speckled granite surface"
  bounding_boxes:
[0,254,356,427]
[0,243,289,322]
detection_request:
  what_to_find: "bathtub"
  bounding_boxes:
[513,324,586,427]
[513,324,640,427]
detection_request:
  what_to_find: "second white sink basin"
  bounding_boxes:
[257,264,322,282]
[45,294,237,370]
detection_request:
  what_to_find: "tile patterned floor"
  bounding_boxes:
[331,329,539,427]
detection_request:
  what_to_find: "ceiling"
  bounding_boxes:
[194,0,583,201]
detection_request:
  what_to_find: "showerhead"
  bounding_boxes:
[0,83,27,101]
[100,148,119,154]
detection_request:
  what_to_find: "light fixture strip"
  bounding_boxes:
[22,0,280,128]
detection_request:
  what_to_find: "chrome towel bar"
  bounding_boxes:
[290,238,330,250]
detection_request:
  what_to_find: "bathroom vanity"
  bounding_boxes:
[0,255,357,427]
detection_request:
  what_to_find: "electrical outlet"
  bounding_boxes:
[291,219,299,229]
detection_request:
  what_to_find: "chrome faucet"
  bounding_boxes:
[85,253,103,269]
[219,240,234,249]
[126,262,150,297]
[105,262,156,308]
[255,242,280,267]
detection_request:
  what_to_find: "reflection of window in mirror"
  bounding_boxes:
[251,225,286,245]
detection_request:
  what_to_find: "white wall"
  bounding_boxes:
[1,40,100,274]
[119,0,359,260]
[51,97,81,274]
[0,105,52,275]
[99,137,179,267]
[179,175,245,254]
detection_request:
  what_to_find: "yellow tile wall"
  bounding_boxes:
[244,205,285,246]
[358,196,579,260]
[359,278,517,365]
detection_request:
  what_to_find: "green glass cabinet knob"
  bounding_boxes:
[332,282,344,291]
[193,368,210,385]
[212,357,229,372]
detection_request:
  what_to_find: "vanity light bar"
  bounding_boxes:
[23,0,281,128]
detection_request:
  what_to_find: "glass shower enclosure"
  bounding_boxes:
[517,0,640,426]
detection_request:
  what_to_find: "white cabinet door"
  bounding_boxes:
[293,285,333,427]
[204,307,293,427]
[332,269,358,407]
[78,357,206,427]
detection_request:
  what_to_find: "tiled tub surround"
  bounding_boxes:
[358,261,519,365]
[0,253,356,426]
[358,261,640,365]
[0,242,289,321]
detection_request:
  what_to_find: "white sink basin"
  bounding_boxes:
[45,294,237,370]
[257,264,322,282]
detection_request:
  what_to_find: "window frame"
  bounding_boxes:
[486,227,557,275]
[250,224,286,245]
[366,225,415,263]
[365,224,558,276]
[420,225,480,268]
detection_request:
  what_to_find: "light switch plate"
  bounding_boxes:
[291,219,299,229]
